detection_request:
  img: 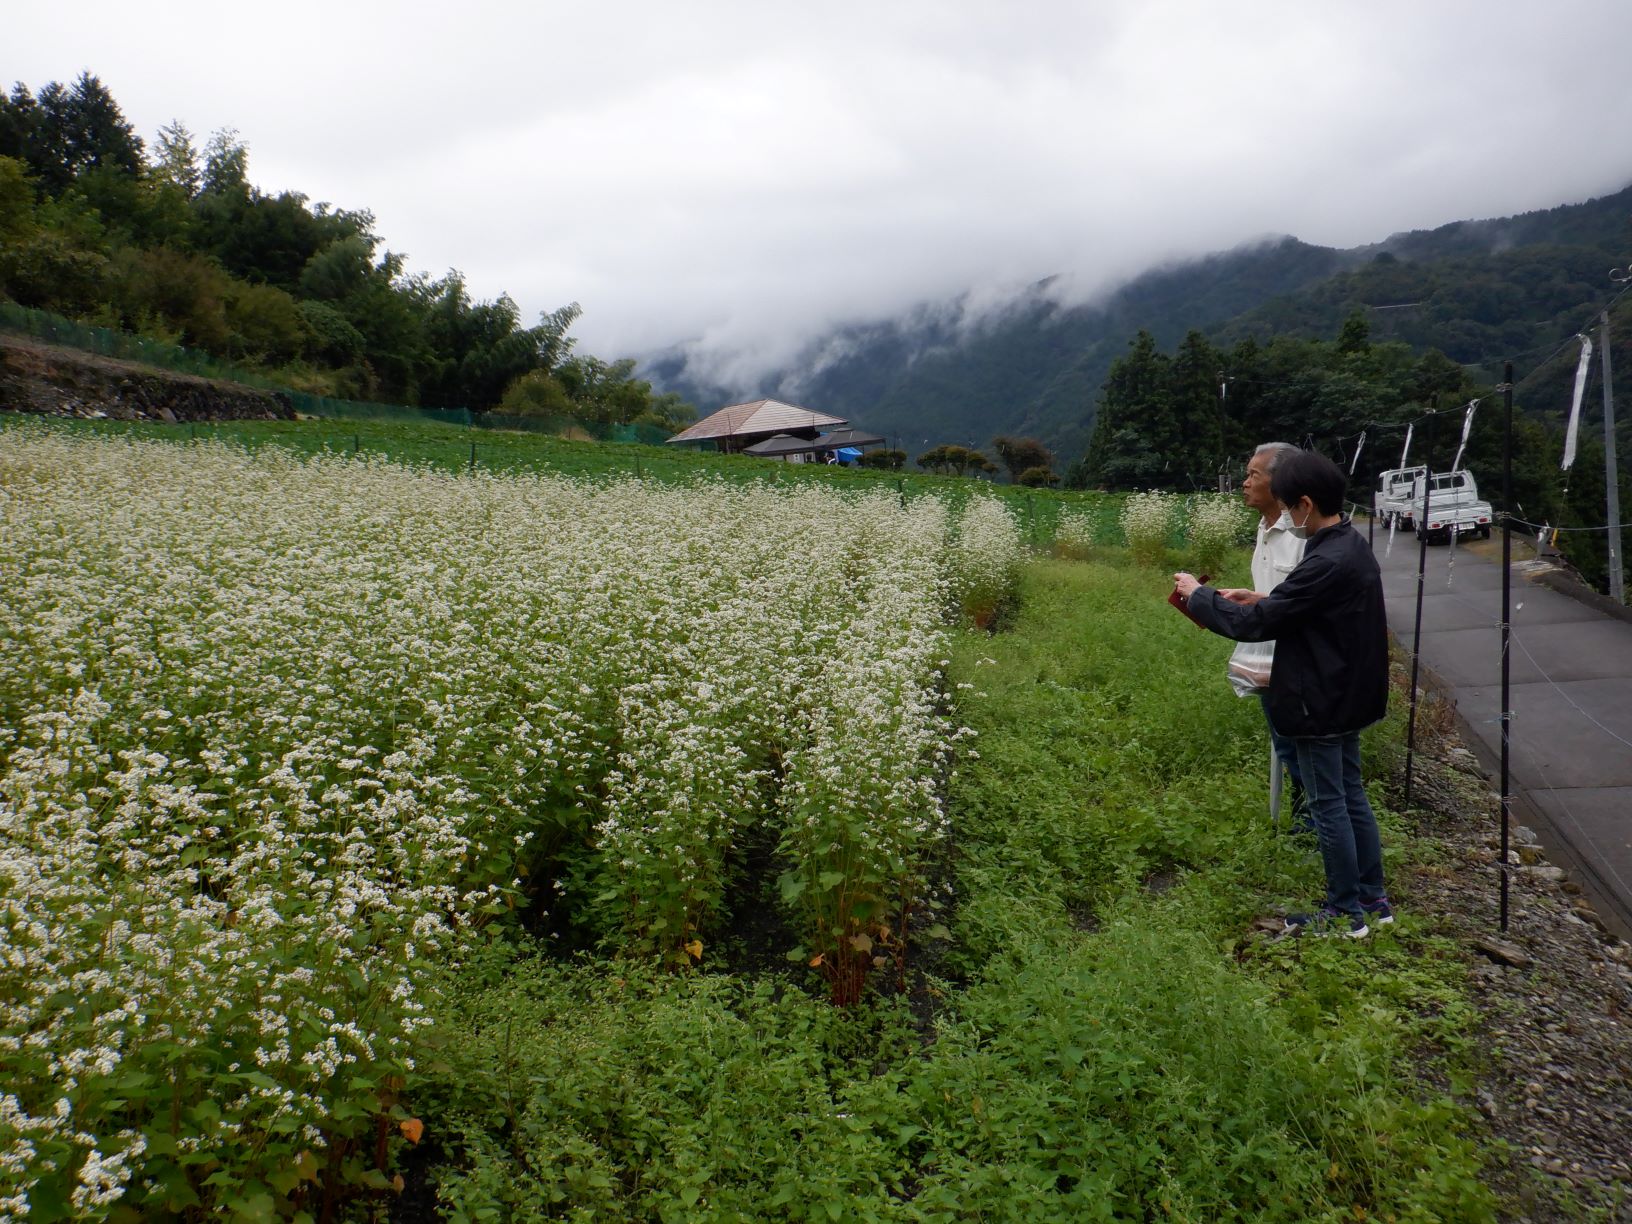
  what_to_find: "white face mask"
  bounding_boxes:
[1288,504,1313,538]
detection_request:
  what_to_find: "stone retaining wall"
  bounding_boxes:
[0,335,294,422]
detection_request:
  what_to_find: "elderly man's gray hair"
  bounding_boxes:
[1253,442,1299,475]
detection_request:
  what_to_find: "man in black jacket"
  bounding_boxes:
[1173,449,1391,939]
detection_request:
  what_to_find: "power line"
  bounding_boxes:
[1508,516,1632,534]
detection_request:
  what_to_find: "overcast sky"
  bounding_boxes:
[13,1,1632,385]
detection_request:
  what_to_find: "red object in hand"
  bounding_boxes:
[1167,574,1211,627]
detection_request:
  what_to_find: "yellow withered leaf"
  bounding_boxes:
[400,1118,425,1144]
[684,939,704,961]
[810,953,825,967]
[850,933,873,954]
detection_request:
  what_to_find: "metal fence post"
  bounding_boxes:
[1403,409,1436,809]
[1500,364,1514,931]
[1600,311,1624,603]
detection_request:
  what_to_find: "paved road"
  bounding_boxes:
[1371,521,1632,939]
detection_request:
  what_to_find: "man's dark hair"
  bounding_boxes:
[1271,449,1346,516]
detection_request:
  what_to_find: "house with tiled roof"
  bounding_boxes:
[665,398,848,453]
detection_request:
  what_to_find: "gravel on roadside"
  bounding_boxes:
[1394,728,1632,1221]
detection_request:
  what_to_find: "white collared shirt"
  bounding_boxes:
[1228,510,1306,696]
[1251,509,1305,594]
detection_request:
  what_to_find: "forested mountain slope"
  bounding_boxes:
[649,183,1632,465]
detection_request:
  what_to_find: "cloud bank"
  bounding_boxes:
[12,0,1632,391]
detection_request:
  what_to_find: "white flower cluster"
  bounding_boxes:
[583,483,968,964]
[1054,508,1100,552]
[1120,490,1180,566]
[1184,494,1255,571]
[946,495,1024,625]
[771,498,966,999]
[0,427,1020,1211]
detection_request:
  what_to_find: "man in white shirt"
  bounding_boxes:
[1226,442,1309,830]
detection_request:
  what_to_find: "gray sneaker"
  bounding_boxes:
[1284,907,1370,939]
[1361,897,1394,926]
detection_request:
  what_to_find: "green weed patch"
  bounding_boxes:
[408,556,1496,1222]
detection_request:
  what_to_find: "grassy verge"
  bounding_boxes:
[407,555,1496,1223]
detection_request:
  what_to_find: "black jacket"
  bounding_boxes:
[1188,517,1389,737]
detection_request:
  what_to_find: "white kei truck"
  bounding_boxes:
[1374,466,1494,543]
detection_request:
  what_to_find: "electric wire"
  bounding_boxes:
[1507,516,1632,534]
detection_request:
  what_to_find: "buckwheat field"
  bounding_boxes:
[0,428,1021,1217]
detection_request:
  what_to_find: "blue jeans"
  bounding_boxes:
[1260,696,1310,833]
[1291,732,1385,917]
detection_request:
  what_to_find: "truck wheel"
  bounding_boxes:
[1479,525,1491,540]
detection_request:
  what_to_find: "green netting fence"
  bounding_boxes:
[0,300,286,388]
[0,301,674,446]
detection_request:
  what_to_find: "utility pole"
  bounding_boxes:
[1601,310,1625,602]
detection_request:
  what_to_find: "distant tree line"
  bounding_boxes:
[991,436,1058,486]
[858,448,906,470]
[905,435,1058,484]
[1070,313,1460,492]
[1068,313,1631,591]
[915,444,996,477]
[0,72,694,431]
